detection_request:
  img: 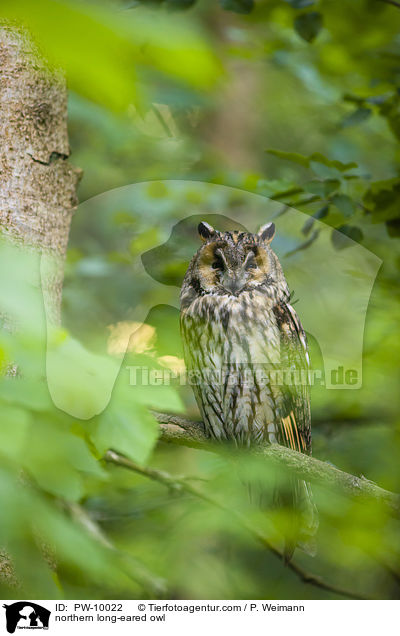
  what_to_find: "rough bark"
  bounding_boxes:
[0,24,81,323]
[0,24,81,582]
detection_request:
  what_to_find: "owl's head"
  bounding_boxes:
[190,221,287,297]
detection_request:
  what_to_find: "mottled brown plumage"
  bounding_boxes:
[180,221,317,559]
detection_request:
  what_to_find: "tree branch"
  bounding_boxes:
[150,410,206,445]
[104,449,369,600]
[152,410,400,519]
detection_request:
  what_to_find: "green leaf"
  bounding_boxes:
[46,333,120,419]
[331,225,363,250]
[219,0,254,13]
[379,93,400,141]
[1,1,221,111]
[331,193,356,217]
[341,107,372,128]
[267,149,357,172]
[119,353,185,413]
[2,0,139,112]
[284,0,315,7]
[267,149,310,167]
[0,405,31,463]
[302,205,330,235]
[0,378,52,412]
[309,153,358,172]
[304,179,340,197]
[131,381,185,412]
[23,423,104,500]
[92,403,158,465]
[386,219,400,237]
[364,178,400,223]
[166,0,196,8]
[256,179,297,197]
[285,229,320,256]
[294,12,323,43]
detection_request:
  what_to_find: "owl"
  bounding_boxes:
[180,221,318,560]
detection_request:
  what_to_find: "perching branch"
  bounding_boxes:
[150,410,207,445]
[151,410,400,519]
[104,449,369,600]
[103,411,400,599]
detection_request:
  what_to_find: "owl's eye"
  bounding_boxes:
[244,253,257,270]
[212,256,224,270]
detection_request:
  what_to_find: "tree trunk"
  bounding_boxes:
[203,12,262,172]
[0,24,81,582]
[0,25,81,323]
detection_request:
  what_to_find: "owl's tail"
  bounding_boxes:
[280,478,319,563]
[247,475,318,562]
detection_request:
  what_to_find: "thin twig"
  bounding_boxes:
[104,449,368,600]
[270,187,303,200]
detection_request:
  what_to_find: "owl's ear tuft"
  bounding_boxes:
[257,222,275,244]
[198,221,216,242]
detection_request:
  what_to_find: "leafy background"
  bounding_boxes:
[0,0,400,600]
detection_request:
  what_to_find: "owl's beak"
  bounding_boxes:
[221,270,246,295]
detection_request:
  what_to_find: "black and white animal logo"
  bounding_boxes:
[2,602,50,634]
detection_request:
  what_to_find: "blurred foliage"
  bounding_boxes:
[1,0,400,601]
[1,0,221,110]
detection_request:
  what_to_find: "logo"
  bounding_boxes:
[2,603,50,634]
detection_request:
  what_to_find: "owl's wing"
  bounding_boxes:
[273,301,312,455]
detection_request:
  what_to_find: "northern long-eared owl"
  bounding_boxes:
[180,220,318,560]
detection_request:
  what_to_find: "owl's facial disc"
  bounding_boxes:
[199,246,267,296]
[196,230,273,295]
[215,248,256,295]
